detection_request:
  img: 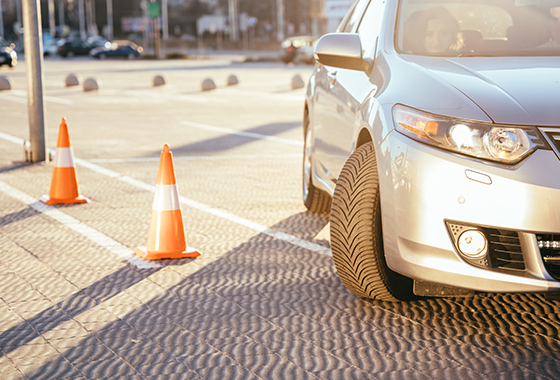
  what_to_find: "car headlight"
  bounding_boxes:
[393,105,546,164]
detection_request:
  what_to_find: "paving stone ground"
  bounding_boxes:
[1,56,560,379]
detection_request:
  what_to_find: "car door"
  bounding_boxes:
[313,0,387,189]
[312,0,371,189]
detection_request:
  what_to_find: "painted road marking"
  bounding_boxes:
[0,180,161,269]
[181,120,303,147]
[0,90,73,105]
[89,153,301,163]
[0,134,331,256]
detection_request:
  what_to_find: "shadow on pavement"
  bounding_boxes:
[5,209,560,379]
[154,121,301,157]
[0,162,35,174]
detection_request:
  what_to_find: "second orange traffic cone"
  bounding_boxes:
[134,144,201,260]
[40,118,89,205]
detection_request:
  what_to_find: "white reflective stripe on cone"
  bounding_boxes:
[152,184,181,211]
[54,147,75,168]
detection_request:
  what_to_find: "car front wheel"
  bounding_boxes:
[330,142,415,301]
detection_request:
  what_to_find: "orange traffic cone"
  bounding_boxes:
[40,118,89,205]
[134,144,201,260]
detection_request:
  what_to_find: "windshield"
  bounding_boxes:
[396,0,560,56]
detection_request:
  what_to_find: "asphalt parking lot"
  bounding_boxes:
[1,55,560,379]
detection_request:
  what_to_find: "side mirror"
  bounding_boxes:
[313,33,371,72]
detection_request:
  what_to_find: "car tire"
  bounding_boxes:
[127,53,135,60]
[100,54,106,60]
[330,142,415,301]
[303,109,331,214]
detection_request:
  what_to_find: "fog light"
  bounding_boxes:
[458,230,487,258]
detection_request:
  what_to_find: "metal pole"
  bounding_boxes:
[141,0,148,51]
[276,0,284,41]
[162,0,168,39]
[106,0,113,40]
[151,0,160,58]
[48,0,56,37]
[91,0,96,27]
[58,0,65,32]
[17,0,22,26]
[228,0,238,41]
[86,0,92,35]
[22,0,47,162]
[78,0,86,39]
[0,2,4,38]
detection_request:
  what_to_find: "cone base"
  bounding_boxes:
[134,246,201,261]
[40,194,90,205]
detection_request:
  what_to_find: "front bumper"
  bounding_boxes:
[379,130,560,293]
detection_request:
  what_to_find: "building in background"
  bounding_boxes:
[0,0,354,45]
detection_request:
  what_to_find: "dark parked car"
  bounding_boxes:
[90,40,143,60]
[304,0,560,301]
[57,39,94,57]
[0,38,17,68]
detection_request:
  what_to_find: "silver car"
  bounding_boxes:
[303,0,560,301]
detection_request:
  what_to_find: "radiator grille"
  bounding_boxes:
[486,229,525,271]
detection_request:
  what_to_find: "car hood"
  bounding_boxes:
[406,56,560,126]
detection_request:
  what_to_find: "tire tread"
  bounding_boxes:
[330,143,413,301]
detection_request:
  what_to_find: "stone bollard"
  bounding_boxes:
[201,78,216,92]
[83,77,101,92]
[65,73,82,87]
[291,74,305,90]
[152,74,167,87]
[0,75,13,91]
[226,74,239,86]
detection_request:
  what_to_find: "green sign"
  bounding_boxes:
[148,2,160,18]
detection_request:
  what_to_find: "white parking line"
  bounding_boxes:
[181,120,303,147]
[0,133,331,257]
[0,180,161,269]
[89,153,301,163]
[77,157,332,256]
[0,90,73,105]
[222,88,306,103]
[0,93,28,104]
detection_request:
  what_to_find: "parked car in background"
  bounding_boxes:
[57,39,94,57]
[43,38,61,56]
[90,40,143,60]
[0,38,17,68]
[42,33,59,56]
[304,0,560,301]
[280,36,317,64]
[86,36,109,49]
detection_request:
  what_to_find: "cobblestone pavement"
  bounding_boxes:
[1,57,560,379]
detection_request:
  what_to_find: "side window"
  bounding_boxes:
[340,0,372,33]
[356,0,386,57]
